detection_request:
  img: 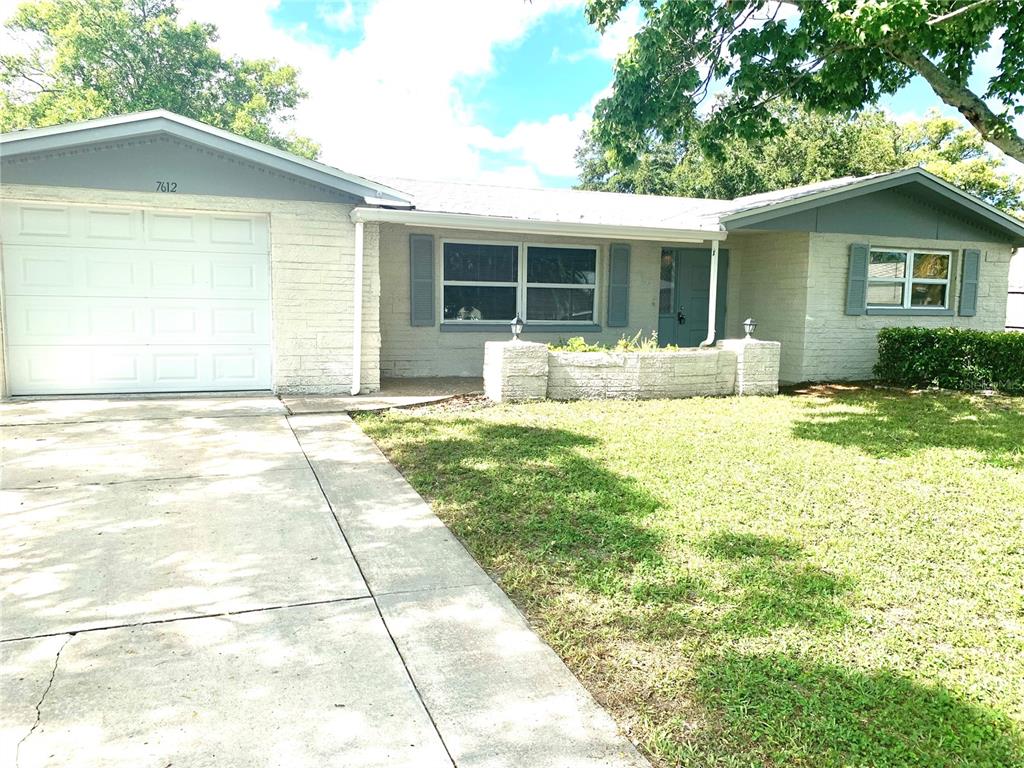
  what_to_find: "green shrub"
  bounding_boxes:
[550,330,680,353]
[874,327,1024,394]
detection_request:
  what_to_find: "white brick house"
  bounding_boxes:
[1,110,1021,397]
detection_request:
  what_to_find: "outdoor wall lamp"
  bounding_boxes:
[510,314,525,341]
[743,317,758,339]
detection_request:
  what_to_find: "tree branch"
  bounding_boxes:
[889,46,1024,163]
[927,0,994,26]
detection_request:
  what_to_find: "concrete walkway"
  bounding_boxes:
[1,396,647,768]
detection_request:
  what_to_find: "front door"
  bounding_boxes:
[657,247,729,347]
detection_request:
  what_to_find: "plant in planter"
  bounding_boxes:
[550,330,680,353]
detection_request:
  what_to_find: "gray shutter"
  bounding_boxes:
[409,234,435,327]
[959,248,980,317]
[845,242,870,315]
[607,243,630,327]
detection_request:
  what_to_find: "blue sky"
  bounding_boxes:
[165,0,1018,187]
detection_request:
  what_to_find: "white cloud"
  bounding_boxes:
[1,0,629,185]
[175,0,594,184]
[595,3,642,60]
[318,1,355,32]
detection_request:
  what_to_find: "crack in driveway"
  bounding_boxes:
[15,634,73,768]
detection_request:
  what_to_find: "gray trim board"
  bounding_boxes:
[865,308,955,317]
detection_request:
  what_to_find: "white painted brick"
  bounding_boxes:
[802,233,1013,381]
[483,341,548,402]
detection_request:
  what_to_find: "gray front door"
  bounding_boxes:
[657,247,729,347]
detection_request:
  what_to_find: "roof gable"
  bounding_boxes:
[720,168,1024,244]
[0,110,412,206]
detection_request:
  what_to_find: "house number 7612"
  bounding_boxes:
[155,181,178,192]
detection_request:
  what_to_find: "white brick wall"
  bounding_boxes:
[482,342,783,402]
[803,233,1013,381]
[378,223,663,377]
[0,184,378,395]
[483,340,548,402]
[723,231,811,383]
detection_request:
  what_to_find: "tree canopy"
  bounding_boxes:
[576,106,1024,214]
[586,0,1023,165]
[0,0,318,158]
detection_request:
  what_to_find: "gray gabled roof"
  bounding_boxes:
[378,176,726,232]
[375,168,1024,244]
[0,110,413,206]
[716,167,1024,242]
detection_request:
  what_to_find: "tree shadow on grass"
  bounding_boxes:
[371,418,666,593]
[699,532,853,637]
[791,388,1024,468]
[693,651,1024,767]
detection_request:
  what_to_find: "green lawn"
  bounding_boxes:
[356,388,1024,767]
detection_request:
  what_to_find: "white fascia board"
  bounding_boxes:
[350,207,725,242]
[0,110,414,207]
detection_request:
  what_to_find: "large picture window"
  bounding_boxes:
[441,240,599,324]
[867,248,952,309]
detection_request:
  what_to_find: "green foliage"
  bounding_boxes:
[0,0,318,158]
[577,105,1024,214]
[359,389,1024,765]
[550,330,677,352]
[585,0,1024,165]
[875,327,1024,394]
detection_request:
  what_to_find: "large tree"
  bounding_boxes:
[576,106,1024,213]
[0,0,318,158]
[586,0,1023,165]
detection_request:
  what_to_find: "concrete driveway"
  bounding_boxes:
[1,396,647,768]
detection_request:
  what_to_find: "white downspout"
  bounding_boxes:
[699,239,720,348]
[351,221,364,395]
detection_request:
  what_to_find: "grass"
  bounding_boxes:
[355,387,1024,767]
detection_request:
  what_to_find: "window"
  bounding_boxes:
[525,245,596,322]
[442,242,519,322]
[441,240,599,324]
[867,248,951,309]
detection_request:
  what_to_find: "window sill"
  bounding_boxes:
[865,308,955,317]
[440,323,602,334]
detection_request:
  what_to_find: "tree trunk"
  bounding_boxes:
[891,47,1024,164]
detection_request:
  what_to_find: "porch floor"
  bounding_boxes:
[282,377,483,414]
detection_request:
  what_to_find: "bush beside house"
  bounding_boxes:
[874,327,1024,394]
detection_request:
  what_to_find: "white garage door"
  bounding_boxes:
[2,201,272,395]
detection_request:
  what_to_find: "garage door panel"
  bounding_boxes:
[5,246,269,299]
[85,208,142,242]
[8,345,272,395]
[7,296,269,345]
[2,201,272,395]
[15,205,73,238]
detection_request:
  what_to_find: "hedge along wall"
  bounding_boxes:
[874,327,1024,394]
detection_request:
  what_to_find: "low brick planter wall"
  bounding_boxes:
[484,339,781,403]
[548,348,736,400]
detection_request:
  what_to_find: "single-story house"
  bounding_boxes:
[1,109,1022,397]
